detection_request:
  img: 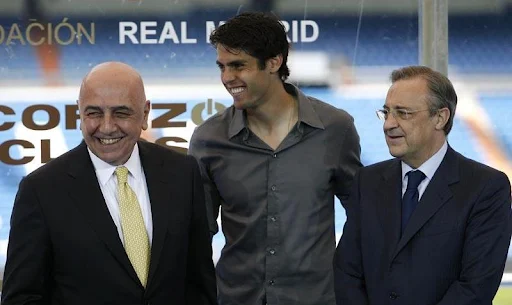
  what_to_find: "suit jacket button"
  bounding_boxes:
[389,292,398,300]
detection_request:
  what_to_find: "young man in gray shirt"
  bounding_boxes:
[189,12,362,305]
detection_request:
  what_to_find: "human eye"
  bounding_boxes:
[379,109,389,117]
[227,61,245,70]
[86,110,102,118]
[376,109,388,120]
[115,111,131,118]
[396,109,410,120]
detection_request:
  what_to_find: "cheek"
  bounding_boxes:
[247,71,265,83]
[407,126,426,147]
[401,124,415,144]
[120,122,142,136]
[251,77,270,95]
[81,121,95,134]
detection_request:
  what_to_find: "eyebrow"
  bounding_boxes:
[382,105,410,110]
[111,106,133,112]
[394,105,410,110]
[84,105,133,112]
[84,106,102,112]
[216,60,247,67]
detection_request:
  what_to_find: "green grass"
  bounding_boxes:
[495,287,512,305]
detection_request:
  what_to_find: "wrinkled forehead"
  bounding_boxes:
[79,83,145,111]
[385,79,430,108]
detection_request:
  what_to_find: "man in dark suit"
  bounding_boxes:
[1,62,217,305]
[334,65,512,305]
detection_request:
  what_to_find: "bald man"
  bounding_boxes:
[1,62,217,305]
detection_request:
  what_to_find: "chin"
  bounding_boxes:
[388,147,404,159]
[104,157,126,166]
[96,153,119,165]
[233,103,245,110]
[233,98,250,108]
[96,147,131,165]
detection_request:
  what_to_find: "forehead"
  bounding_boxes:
[216,45,255,63]
[385,77,429,108]
[80,83,140,109]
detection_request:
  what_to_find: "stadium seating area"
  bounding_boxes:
[0,13,511,82]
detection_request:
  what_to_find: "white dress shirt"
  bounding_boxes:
[401,141,448,200]
[88,144,153,246]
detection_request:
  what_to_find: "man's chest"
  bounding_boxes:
[208,144,337,208]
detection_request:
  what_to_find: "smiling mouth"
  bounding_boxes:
[229,87,245,95]
[99,138,122,145]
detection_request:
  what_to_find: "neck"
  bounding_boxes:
[246,82,296,130]
[405,135,446,168]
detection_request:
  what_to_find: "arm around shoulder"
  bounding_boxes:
[184,156,218,305]
[188,130,222,238]
[335,118,363,202]
[334,170,370,305]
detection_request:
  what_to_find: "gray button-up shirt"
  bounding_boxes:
[189,83,362,305]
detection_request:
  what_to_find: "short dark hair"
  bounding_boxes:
[391,65,457,135]
[209,12,290,81]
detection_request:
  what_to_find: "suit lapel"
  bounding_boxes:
[376,159,403,260]
[138,142,171,289]
[67,142,141,285]
[392,146,459,259]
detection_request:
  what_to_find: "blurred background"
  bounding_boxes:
[0,0,511,302]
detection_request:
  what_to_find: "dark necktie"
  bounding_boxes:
[401,170,426,234]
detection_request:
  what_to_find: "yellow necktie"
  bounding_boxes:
[115,166,150,287]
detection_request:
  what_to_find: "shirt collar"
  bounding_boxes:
[401,140,448,182]
[228,82,325,139]
[88,143,143,186]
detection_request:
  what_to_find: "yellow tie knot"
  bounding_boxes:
[115,166,129,184]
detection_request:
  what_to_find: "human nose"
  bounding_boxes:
[99,113,117,133]
[383,110,399,131]
[221,68,236,84]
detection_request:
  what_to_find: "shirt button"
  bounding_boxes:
[273,154,277,158]
[269,249,276,255]
[270,216,276,222]
[271,185,276,191]
[389,292,398,300]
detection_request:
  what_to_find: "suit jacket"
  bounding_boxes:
[334,146,512,305]
[1,141,217,305]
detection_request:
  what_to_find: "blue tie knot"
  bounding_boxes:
[407,170,426,191]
